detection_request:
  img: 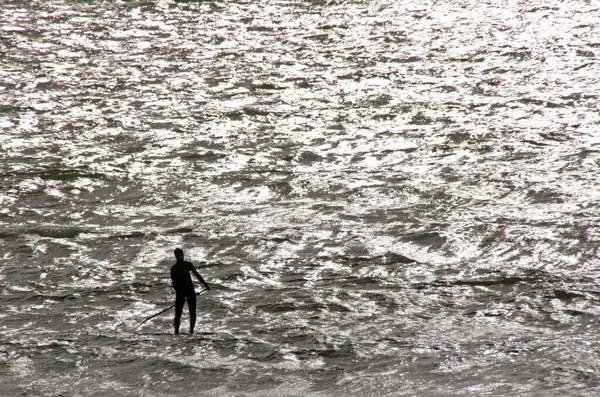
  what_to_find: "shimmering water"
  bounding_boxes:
[1,0,600,395]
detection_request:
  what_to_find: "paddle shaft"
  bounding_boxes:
[136,288,208,329]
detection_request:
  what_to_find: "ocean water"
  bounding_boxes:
[1,0,600,395]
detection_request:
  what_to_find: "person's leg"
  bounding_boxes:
[188,292,197,334]
[174,293,185,334]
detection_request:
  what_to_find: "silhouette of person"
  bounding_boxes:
[170,248,210,335]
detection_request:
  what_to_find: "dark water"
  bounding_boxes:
[1,0,600,395]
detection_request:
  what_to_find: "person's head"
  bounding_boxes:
[174,248,184,260]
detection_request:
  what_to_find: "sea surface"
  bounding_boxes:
[1,0,600,396]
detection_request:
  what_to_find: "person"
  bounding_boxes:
[170,248,210,335]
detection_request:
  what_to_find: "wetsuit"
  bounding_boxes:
[170,260,207,334]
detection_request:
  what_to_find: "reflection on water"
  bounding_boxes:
[1,0,600,395]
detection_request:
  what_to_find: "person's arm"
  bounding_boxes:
[190,264,210,290]
[170,267,177,290]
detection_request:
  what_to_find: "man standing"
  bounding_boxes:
[170,248,210,335]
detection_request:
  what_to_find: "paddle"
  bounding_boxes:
[136,288,209,329]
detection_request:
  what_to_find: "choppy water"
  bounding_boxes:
[1,0,600,395]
